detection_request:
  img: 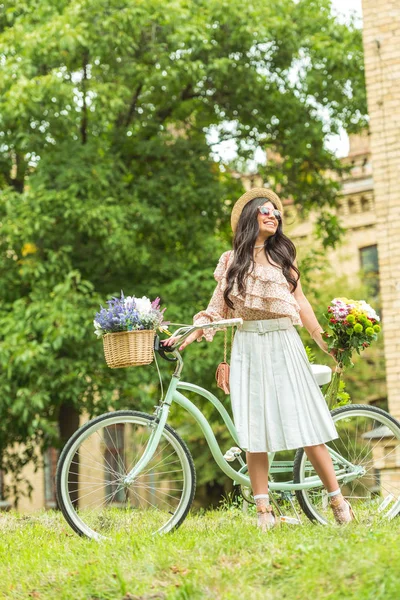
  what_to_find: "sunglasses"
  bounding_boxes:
[257,206,282,219]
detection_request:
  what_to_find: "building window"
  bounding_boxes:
[359,245,380,297]
[360,196,370,212]
[337,201,345,215]
[348,198,358,214]
[44,447,59,509]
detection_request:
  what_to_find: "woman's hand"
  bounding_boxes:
[161,328,204,351]
[312,332,344,364]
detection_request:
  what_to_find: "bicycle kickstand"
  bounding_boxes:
[275,491,303,526]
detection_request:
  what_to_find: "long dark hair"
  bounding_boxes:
[223,196,300,310]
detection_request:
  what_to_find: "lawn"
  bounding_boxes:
[1,500,398,600]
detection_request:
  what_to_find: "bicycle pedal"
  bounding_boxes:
[223,447,242,462]
[279,516,302,525]
[377,494,395,513]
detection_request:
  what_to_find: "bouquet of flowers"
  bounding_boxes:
[94,291,169,336]
[94,291,170,368]
[321,298,381,409]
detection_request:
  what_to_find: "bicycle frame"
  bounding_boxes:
[123,372,364,492]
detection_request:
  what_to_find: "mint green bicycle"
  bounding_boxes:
[56,318,400,539]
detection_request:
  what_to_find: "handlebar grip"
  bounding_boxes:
[154,335,178,362]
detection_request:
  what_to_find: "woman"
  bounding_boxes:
[164,188,355,531]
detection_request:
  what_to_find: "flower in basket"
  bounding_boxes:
[94,291,170,337]
[94,291,170,369]
[321,297,381,409]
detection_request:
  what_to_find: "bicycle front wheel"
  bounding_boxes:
[293,404,400,525]
[56,410,196,539]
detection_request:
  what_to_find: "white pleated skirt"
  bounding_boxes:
[229,317,340,453]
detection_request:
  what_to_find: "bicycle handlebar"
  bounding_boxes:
[158,317,243,354]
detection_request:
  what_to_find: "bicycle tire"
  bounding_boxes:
[56,410,196,539]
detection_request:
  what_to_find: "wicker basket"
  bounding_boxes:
[102,329,156,368]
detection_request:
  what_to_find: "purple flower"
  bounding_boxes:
[151,297,161,309]
[94,291,167,336]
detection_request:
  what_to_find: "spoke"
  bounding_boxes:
[128,485,172,511]
[137,469,184,477]
[133,483,183,495]
[68,471,119,484]
[139,458,183,479]
[68,479,120,489]
[137,448,179,477]
[70,456,117,478]
[136,478,185,483]
[355,432,397,468]
[123,436,168,477]
[72,482,122,505]
[131,440,169,471]
[87,433,119,475]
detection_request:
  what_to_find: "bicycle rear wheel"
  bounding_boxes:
[293,404,400,524]
[56,410,196,539]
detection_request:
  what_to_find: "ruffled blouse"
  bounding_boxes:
[193,250,303,342]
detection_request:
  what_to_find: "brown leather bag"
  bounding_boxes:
[215,251,235,395]
[215,327,235,394]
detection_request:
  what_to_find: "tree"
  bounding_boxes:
[0,0,366,504]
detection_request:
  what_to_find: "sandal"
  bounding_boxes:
[256,503,279,532]
[329,493,358,525]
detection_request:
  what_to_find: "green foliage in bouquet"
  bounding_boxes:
[332,379,351,410]
[306,344,351,411]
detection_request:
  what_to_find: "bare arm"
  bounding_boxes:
[291,259,338,361]
[192,279,227,343]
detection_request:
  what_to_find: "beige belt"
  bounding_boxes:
[238,317,293,334]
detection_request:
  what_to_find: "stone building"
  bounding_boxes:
[267,131,378,291]
[361,0,400,423]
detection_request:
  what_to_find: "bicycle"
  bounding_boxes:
[56,318,400,540]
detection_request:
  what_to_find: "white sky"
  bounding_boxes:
[327,0,363,157]
[331,0,362,23]
[211,0,364,167]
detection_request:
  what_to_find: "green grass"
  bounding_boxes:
[1,499,399,600]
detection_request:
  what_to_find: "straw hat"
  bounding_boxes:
[230,187,284,233]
